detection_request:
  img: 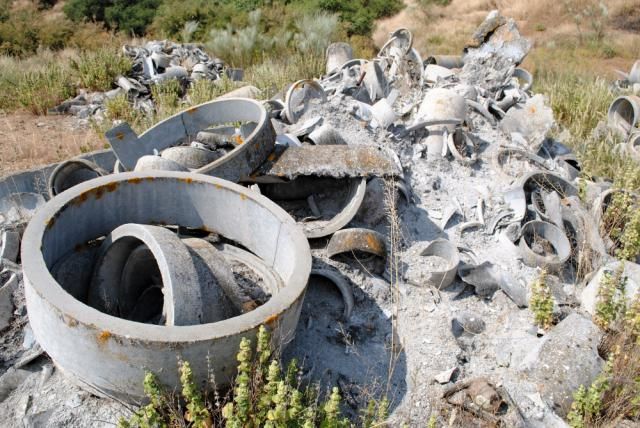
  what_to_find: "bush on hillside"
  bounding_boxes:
[64,0,160,35]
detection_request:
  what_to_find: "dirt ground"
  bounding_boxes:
[0,113,104,176]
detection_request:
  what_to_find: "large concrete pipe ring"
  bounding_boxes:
[105,99,276,183]
[0,149,115,202]
[48,158,108,198]
[607,95,640,137]
[22,171,311,402]
[518,220,571,271]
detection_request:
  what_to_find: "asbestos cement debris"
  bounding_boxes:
[50,40,231,124]
[0,8,636,427]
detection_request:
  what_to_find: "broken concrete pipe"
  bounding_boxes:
[48,158,108,198]
[262,177,366,239]
[517,220,571,271]
[89,224,238,325]
[105,98,275,183]
[326,228,387,259]
[21,171,311,402]
[284,80,327,124]
[607,95,640,137]
[628,132,640,161]
[512,68,533,92]
[326,42,354,75]
[415,88,466,160]
[412,239,460,289]
[0,229,20,263]
[425,55,464,69]
[378,28,413,58]
[310,267,354,321]
[0,192,45,227]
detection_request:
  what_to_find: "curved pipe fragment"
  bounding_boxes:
[310,268,354,321]
[326,228,387,259]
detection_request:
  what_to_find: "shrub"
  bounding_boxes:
[117,326,383,427]
[567,358,612,427]
[318,0,403,36]
[595,263,628,330]
[64,0,160,35]
[530,269,555,330]
[70,47,131,92]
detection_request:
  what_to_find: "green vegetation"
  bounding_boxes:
[12,64,75,115]
[595,264,627,330]
[567,358,613,428]
[529,269,555,330]
[71,48,132,92]
[118,326,389,427]
[64,0,161,35]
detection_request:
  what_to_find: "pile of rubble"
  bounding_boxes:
[1,9,640,426]
[50,40,232,123]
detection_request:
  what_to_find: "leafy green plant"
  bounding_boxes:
[118,326,379,427]
[595,263,627,329]
[530,269,555,330]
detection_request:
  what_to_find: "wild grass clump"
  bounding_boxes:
[246,54,325,99]
[14,65,75,115]
[70,48,132,92]
[207,9,337,69]
[118,326,390,427]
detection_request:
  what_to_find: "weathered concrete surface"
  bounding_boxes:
[256,145,402,179]
[521,313,604,417]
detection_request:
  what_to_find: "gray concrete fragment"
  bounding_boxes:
[134,155,189,172]
[0,271,18,331]
[521,313,603,416]
[0,193,45,227]
[160,146,221,169]
[310,268,354,321]
[284,80,326,124]
[406,240,460,289]
[501,95,554,151]
[464,10,532,65]
[182,238,239,322]
[106,99,275,183]
[607,95,640,137]
[326,42,353,75]
[0,229,20,263]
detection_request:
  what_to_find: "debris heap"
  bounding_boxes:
[1,10,640,427]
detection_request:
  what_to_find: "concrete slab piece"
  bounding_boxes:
[256,145,402,180]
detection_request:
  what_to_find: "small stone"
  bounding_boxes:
[434,367,458,384]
